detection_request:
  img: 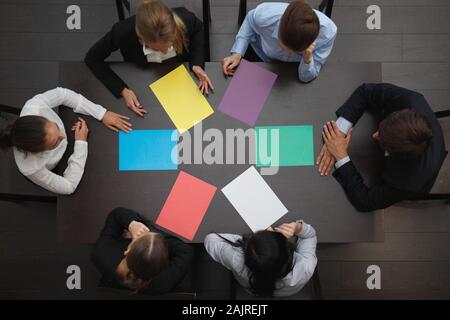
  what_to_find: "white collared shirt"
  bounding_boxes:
[13,87,106,195]
[143,45,177,63]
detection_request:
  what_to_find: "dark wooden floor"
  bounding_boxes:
[0,0,449,299]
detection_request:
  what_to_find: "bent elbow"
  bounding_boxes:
[352,199,376,212]
[84,52,93,66]
[298,73,316,84]
[84,49,97,67]
[58,183,78,195]
[204,233,214,247]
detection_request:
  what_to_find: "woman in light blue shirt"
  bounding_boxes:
[223,1,337,82]
[204,220,318,297]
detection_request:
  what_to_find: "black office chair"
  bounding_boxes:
[318,0,334,18]
[238,0,335,26]
[231,265,323,300]
[115,0,211,61]
[407,109,450,202]
[0,104,56,203]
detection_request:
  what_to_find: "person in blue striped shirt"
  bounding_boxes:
[223,1,337,83]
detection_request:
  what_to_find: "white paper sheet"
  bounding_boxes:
[221,166,288,232]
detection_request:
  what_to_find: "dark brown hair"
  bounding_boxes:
[217,231,295,297]
[0,115,48,153]
[279,0,320,53]
[122,233,169,291]
[379,109,433,158]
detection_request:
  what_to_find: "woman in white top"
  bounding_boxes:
[0,87,132,195]
[204,221,317,297]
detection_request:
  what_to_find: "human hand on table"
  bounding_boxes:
[71,117,89,141]
[121,87,148,117]
[222,53,242,76]
[192,65,214,95]
[102,111,133,133]
[316,144,336,176]
[322,121,352,161]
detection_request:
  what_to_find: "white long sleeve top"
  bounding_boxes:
[13,87,106,195]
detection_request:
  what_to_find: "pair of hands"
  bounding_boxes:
[121,65,214,117]
[267,221,303,239]
[71,117,89,141]
[122,220,150,240]
[316,121,353,176]
[222,41,317,75]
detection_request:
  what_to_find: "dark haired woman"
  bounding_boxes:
[0,87,131,194]
[204,221,317,297]
[91,207,194,294]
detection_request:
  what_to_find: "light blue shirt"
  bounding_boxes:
[231,2,337,82]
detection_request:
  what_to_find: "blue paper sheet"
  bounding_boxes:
[119,130,178,171]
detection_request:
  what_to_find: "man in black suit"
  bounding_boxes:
[317,83,447,212]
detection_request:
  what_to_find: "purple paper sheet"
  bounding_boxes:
[218,59,278,126]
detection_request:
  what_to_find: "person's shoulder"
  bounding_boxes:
[21,96,48,117]
[231,252,248,275]
[255,2,289,13]
[111,15,137,40]
[13,147,46,176]
[172,6,193,16]
[167,237,194,256]
[172,7,203,34]
[314,10,337,40]
[205,233,242,245]
[386,84,428,107]
[288,252,317,280]
[401,86,425,100]
[252,2,288,27]
[407,90,434,115]
[118,15,136,28]
[21,100,37,115]
[172,7,198,23]
[21,93,63,123]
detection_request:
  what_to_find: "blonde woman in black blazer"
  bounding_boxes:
[85,0,213,116]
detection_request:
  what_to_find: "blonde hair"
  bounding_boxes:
[136,0,188,54]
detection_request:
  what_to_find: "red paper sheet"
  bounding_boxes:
[156,171,217,240]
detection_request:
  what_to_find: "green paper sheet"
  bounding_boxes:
[255,125,314,167]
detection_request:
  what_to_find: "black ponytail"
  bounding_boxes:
[0,125,14,149]
[0,116,48,152]
[216,231,295,297]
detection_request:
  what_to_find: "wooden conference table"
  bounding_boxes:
[57,61,383,243]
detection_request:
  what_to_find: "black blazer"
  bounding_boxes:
[85,7,205,98]
[91,207,194,295]
[333,83,447,212]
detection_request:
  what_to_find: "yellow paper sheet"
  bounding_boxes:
[149,65,214,133]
